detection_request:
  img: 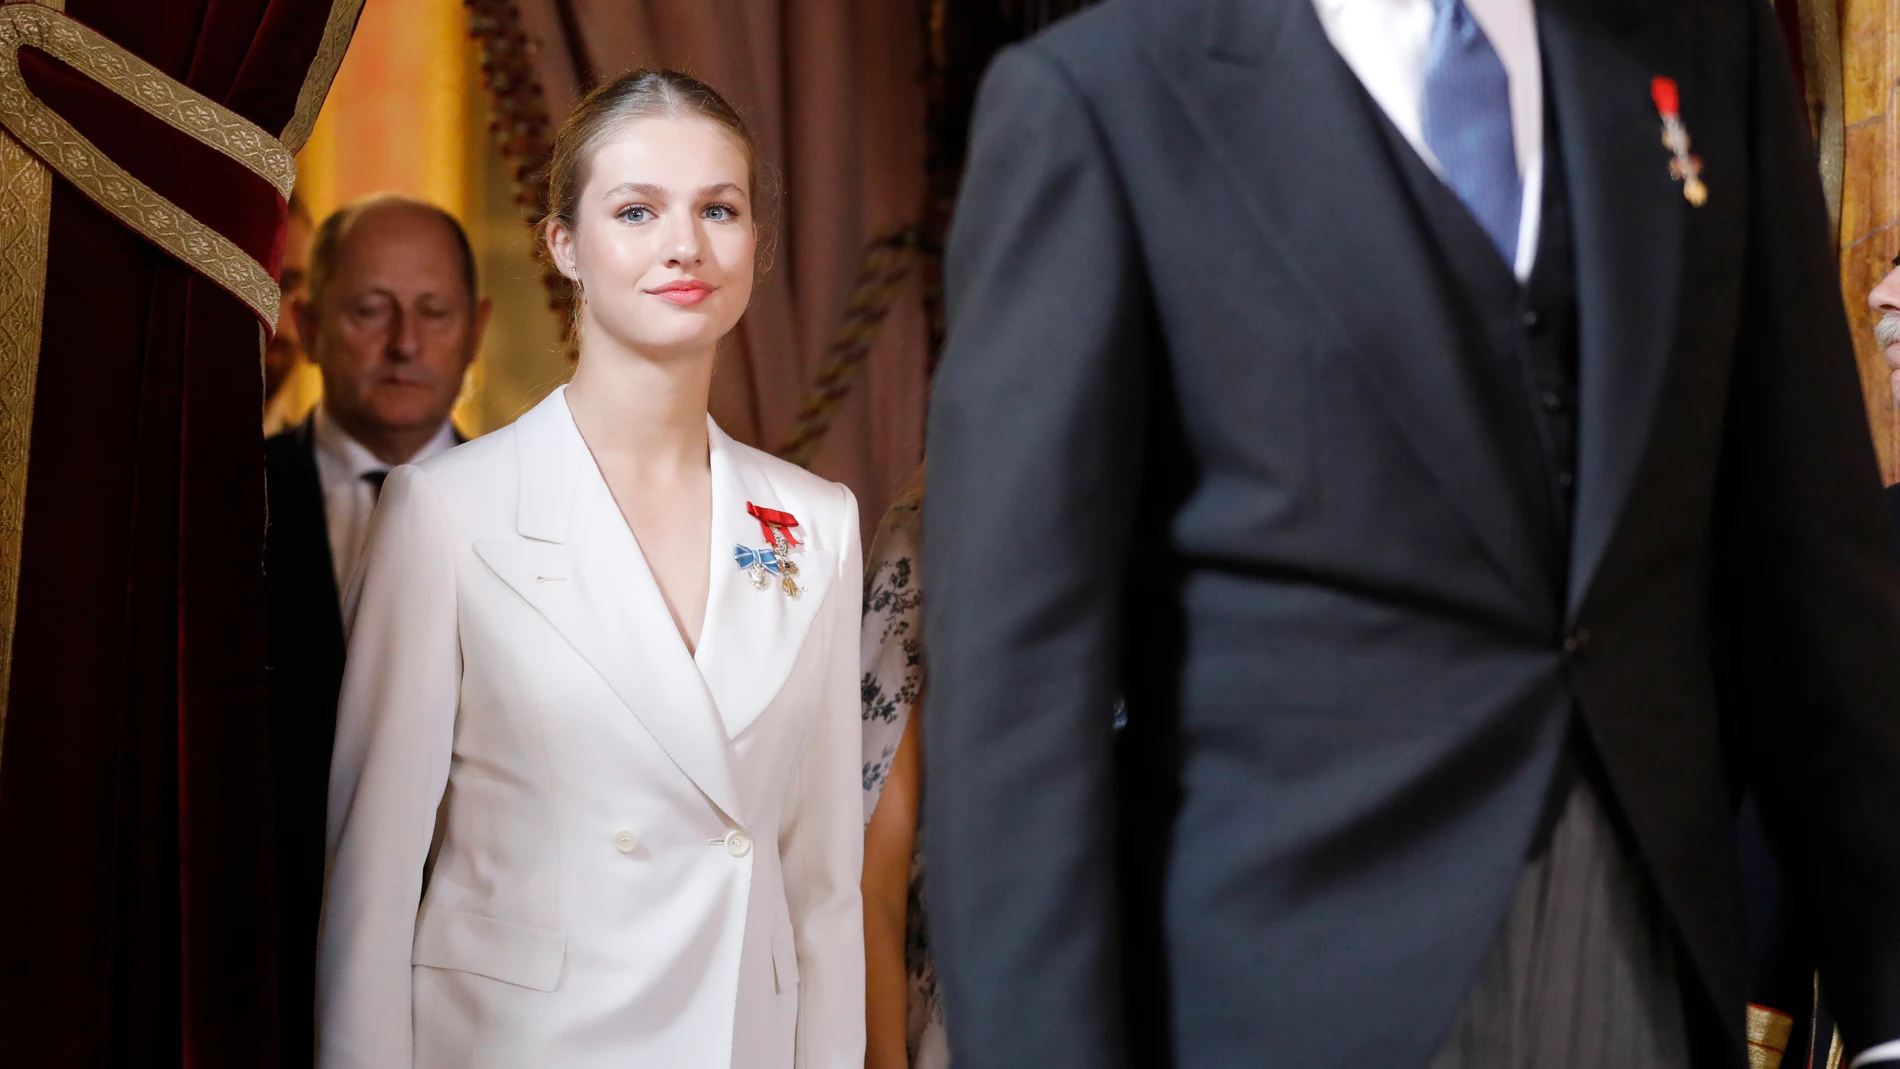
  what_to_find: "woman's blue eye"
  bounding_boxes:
[704,204,738,221]
[619,206,652,223]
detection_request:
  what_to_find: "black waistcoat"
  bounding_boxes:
[1372,97,1582,601]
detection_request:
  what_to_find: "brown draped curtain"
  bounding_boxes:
[0,1,360,1065]
[475,0,929,522]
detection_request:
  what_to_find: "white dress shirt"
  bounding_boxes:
[312,404,457,595]
[1312,0,1544,280]
[1317,4,1899,1064]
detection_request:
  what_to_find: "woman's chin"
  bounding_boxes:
[598,319,735,359]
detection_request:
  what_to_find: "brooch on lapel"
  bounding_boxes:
[741,502,803,597]
[732,544,782,591]
[1651,76,1707,208]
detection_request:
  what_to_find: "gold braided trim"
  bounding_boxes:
[775,225,921,466]
[467,0,572,335]
[0,0,57,767]
[281,0,365,154]
[59,20,292,197]
[1746,1003,1792,1069]
[0,97,49,767]
[0,3,290,326]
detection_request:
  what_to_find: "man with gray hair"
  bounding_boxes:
[264,194,488,1069]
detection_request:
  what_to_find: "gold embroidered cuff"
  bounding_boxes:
[1748,1002,1794,1069]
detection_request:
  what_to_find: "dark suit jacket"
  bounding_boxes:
[922,2,1900,1067]
[1743,482,1900,1064]
[264,418,345,1068]
[1889,484,1900,558]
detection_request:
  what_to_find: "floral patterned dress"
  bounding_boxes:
[861,497,948,1068]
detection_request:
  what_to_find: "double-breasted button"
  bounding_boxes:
[723,830,752,858]
[1563,629,1592,654]
[613,830,638,854]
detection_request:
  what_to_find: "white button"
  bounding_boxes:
[612,830,638,854]
[723,830,752,858]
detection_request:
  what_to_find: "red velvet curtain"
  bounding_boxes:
[0,2,354,1065]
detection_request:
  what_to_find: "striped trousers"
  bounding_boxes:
[1429,776,1692,1069]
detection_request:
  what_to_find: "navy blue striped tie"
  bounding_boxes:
[1422,0,1521,264]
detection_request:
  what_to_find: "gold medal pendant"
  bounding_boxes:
[1651,76,1707,208]
[772,532,800,597]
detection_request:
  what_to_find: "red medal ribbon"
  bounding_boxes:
[746,502,802,548]
[1650,76,1679,118]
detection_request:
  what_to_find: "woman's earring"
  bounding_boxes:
[573,276,585,300]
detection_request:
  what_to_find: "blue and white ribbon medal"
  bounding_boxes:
[733,543,781,591]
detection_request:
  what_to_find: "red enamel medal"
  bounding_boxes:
[1651,77,1707,207]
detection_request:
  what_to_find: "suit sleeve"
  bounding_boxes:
[1725,1,1900,1053]
[315,465,460,1069]
[922,42,1150,1069]
[781,483,867,1069]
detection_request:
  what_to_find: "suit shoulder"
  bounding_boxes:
[975,0,1174,134]
[1030,0,1150,51]
[1020,0,1159,81]
[722,434,856,528]
[264,424,310,470]
[406,424,518,513]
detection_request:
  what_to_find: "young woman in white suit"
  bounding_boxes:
[316,70,864,1069]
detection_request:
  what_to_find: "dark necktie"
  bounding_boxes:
[362,470,388,504]
[1422,0,1522,264]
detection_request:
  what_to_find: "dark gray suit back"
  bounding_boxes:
[922,0,1900,1067]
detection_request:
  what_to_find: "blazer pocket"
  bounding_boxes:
[412,907,567,992]
[772,923,799,993]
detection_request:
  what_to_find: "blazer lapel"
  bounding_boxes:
[693,421,836,741]
[472,389,743,823]
[1538,0,1683,616]
[1165,0,1552,609]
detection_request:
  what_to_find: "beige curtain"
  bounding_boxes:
[508,0,929,527]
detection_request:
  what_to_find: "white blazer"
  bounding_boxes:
[316,387,865,1069]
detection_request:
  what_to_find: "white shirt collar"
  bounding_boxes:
[312,402,458,477]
